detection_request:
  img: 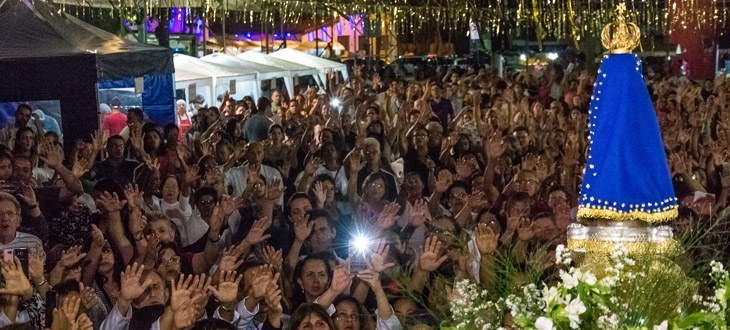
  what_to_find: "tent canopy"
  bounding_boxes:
[174,53,260,101]
[0,0,174,81]
[269,48,347,75]
[0,0,175,148]
[201,53,284,80]
[237,51,320,77]
[269,49,349,87]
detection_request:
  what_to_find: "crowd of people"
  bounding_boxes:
[0,54,725,330]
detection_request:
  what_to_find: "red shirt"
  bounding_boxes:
[178,113,192,140]
[103,112,127,136]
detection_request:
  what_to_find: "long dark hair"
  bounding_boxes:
[291,255,333,308]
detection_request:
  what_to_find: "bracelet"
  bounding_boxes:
[35,279,47,287]
[208,235,221,243]
[219,303,235,311]
[27,204,38,209]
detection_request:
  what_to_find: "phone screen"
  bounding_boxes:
[14,248,29,277]
[45,290,57,328]
[348,241,369,274]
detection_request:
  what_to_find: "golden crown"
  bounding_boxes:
[601,3,641,54]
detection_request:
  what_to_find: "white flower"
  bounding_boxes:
[542,286,560,310]
[565,297,587,329]
[715,288,726,302]
[535,317,556,330]
[653,320,668,330]
[581,271,597,286]
[560,269,580,289]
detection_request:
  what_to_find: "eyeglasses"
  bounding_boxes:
[253,182,264,188]
[199,199,216,205]
[158,256,180,266]
[414,134,428,138]
[0,211,18,219]
[369,182,384,188]
[515,179,538,186]
[450,192,468,199]
[335,313,359,322]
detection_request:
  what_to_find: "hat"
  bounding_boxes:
[576,53,677,223]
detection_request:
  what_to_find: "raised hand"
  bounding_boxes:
[170,274,195,311]
[356,267,382,290]
[368,240,395,272]
[29,249,45,284]
[60,246,87,269]
[0,257,33,299]
[329,265,353,295]
[349,152,366,174]
[220,195,244,217]
[516,217,535,241]
[418,236,448,272]
[183,164,200,185]
[123,184,143,210]
[91,129,109,152]
[189,274,212,313]
[262,245,283,273]
[263,279,283,314]
[293,214,314,243]
[60,295,81,326]
[522,153,537,171]
[249,265,274,300]
[454,158,473,180]
[95,191,127,214]
[313,181,327,207]
[173,298,196,329]
[433,175,452,194]
[265,178,284,202]
[208,271,243,304]
[90,224,104,248]
[120,263,153,302]
[467,191,489,210]
[16,182,37,207]
[39,142,64,169]
[408,199,429,228]
[244,217,272,246]
[76,313,94,330]
[72,158,90,178]
[305,157,322,176]
[218,245,245,273]
[79,282,98,311]
[475,222,499,255]
[375,202,401,230]
[483,133,506,159]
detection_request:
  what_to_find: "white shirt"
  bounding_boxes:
[161,196,208,247]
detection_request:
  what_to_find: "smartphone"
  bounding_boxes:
[348,240,370,274]
[3,249,13,263]
[45,290,57,328]
[14,248,29,277]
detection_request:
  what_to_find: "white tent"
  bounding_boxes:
[174,53,258,102]
[237,51,321,97]
[269,48,349,88]
[202,53,290,100]
[174,67,213,99]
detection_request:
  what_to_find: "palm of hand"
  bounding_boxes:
[3,270,32,296]
[215,282,239,303]
[219,256,238,273]
[170,289,191,311]
[420,252,442,272]
[476,235,497,254]
[251,276,269,299]
[120,279,144,301]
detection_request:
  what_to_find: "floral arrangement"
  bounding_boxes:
[446,244,730,330]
